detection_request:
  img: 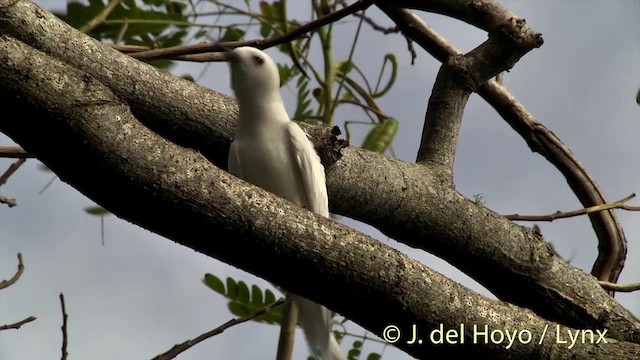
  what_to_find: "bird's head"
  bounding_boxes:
[226,46,281,104]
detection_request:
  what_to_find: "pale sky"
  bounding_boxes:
[1,1,639,359]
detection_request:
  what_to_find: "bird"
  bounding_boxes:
[225,46,346,360]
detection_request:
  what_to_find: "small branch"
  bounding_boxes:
[60,293,68,360]
[0,194,17,207]
[505,193,639,221]
[276,297,297,360]
[152,298,286,360]
[0,146,34,158]
[78,0,124,33]
[0,253,24,290]
[599,281,640,293]
[128,0,375,62]
[0,316,37,331]
[0,158,26,186]
[338,99,389,118]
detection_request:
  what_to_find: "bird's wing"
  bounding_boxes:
[286,122,329,217]
[227,140,243,178]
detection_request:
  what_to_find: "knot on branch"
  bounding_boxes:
[446,55,477,92]
[494,17,544,50]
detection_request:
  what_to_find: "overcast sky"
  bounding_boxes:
[1,1,639,359]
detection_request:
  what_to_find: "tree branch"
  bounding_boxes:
[0,146,34,158]
[0,1,638,349]
[377,0,518,32]
[505,193,639,221]
[126,0,374,62]
[153,299,286,360]
[599,281,640,293]
[0,158,26,186]
[377,3,627,291]
[60,293,68,360]
[415,14,542,176]
[0,253,24,290]
[0,316,36,331]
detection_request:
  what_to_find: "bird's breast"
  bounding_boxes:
[234,133,306,207]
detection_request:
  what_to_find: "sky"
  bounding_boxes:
[1,1,639,359]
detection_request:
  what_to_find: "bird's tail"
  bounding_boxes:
[290,294,346,360]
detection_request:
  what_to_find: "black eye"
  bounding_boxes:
[253,55,264,65]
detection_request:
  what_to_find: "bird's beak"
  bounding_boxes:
[223,50,239,63]
[215,42,238,63]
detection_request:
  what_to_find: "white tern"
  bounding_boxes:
[226,46,346,360]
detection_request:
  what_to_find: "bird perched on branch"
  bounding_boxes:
[225,46,345,360]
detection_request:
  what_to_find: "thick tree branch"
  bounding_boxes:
[0,0,638,347]
[415,15,542,176]
[0,34,638,358]
[377,4,627,288]
[377,0,518,32]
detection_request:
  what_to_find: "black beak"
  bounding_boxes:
[223,50,239,63]
[215,41,238,63]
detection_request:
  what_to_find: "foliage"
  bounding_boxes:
[203,274,285,324]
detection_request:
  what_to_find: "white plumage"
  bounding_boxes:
[226,46,345,360]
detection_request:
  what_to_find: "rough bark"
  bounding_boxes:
[0,1,638,358]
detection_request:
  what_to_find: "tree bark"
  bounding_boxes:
[0,0,638,358]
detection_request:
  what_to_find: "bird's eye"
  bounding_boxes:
[253,55,264,65]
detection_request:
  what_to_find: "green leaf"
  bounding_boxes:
[352,340,363,348]
[361,118,399,153]
[264,288,276,304]
[226,277,238,299]
[366,353,381,360]
[251,284,263,306]
[203,275,284,325]
[221,27,245,42]
[259,1,274,38]
[228,301,250,317]
[236,281,250,304]
[335,61,354,77]
[203,273,226,295]
[294,75,314,120]
[84,206,111,216]
[277,63,293,86]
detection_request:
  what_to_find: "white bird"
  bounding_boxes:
[226,46,345,360]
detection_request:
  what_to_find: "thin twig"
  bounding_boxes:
[598,281,640,293]
[152,298,286,360]
[0,316,37,331]
[79,0,124,33]
[0,158,26,186]
[505,193,639,221]
[0,194,17,207]
[337,0,397,34]
[127,0,374,62]
[0,146,34,158]
[0,253,24,290]
[276,297,297,360]
[60,293,68,360]
[338,99,389,118]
